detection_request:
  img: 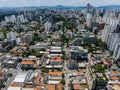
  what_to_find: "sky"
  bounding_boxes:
[0,0,120,7]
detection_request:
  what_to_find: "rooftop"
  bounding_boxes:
[101,58,111,66]
[73,85,88,90]
[50,56,62,62]
[76,70,85,76]
[111,76,119,81]
[7,87,21,90]
[21,60,35,65]
[48,71,62,76]
[46,84,55,90]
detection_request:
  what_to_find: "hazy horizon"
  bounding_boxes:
[0,0,120,7]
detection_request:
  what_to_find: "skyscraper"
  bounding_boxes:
[45,21,51,31]
[87,3,90,13]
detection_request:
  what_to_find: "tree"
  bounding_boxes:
[31,49,37,55]
[18,59,22,62]
[61,50,65,55]
[0,39,3,41]
[41,68,49,73]
[0,82,5,89]
[8,73,13,77]
[30,40,35,45]
[62,74,64,78]
[94,64,105,73]
[69,81,73,88]
[34,33,38,37]
[60,79,65,85]
[39,28,45,33]
[36,53,43,57]
[102,42,107,49]
[1,28,7,38]
[33,32,40,42]
[31,26,40,30]
[52,15,65,24]
[88,48,94,53]
[40,48,46,51]
[23,51,31,57]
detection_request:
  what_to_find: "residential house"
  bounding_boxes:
[2,56,19,68]
[48,71,62,80]
[20,60,37,70]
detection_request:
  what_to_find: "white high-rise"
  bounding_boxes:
[86,13,92,28]
[5,15,16,23]
[102,18,119,43]
[45,21,51,31]
[102,16,120,60]
[114,43,120,60]
[7,31,16,41]
[116,46,120,59]
[108,34,120,51]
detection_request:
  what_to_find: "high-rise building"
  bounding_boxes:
[102,17,120,60]
[102,18,119,43]
[108,34,120,51]
[45,21,51,31]
[116,45,120,60]
[114,43,120,60]
[21,32,33,44]
[87,3,90,13]
[7,31,16,41]
[5,15,16,23]
[86,13,92,28]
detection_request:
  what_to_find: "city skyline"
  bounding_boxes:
[0,0,120,7]
[0,0,120,90]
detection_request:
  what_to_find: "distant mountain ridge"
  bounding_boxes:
[0,5,120,10]
[97,5,120,9]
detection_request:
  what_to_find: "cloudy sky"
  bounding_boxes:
[0,0,120,7]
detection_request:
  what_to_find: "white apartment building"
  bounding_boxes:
[45,21,51,31]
